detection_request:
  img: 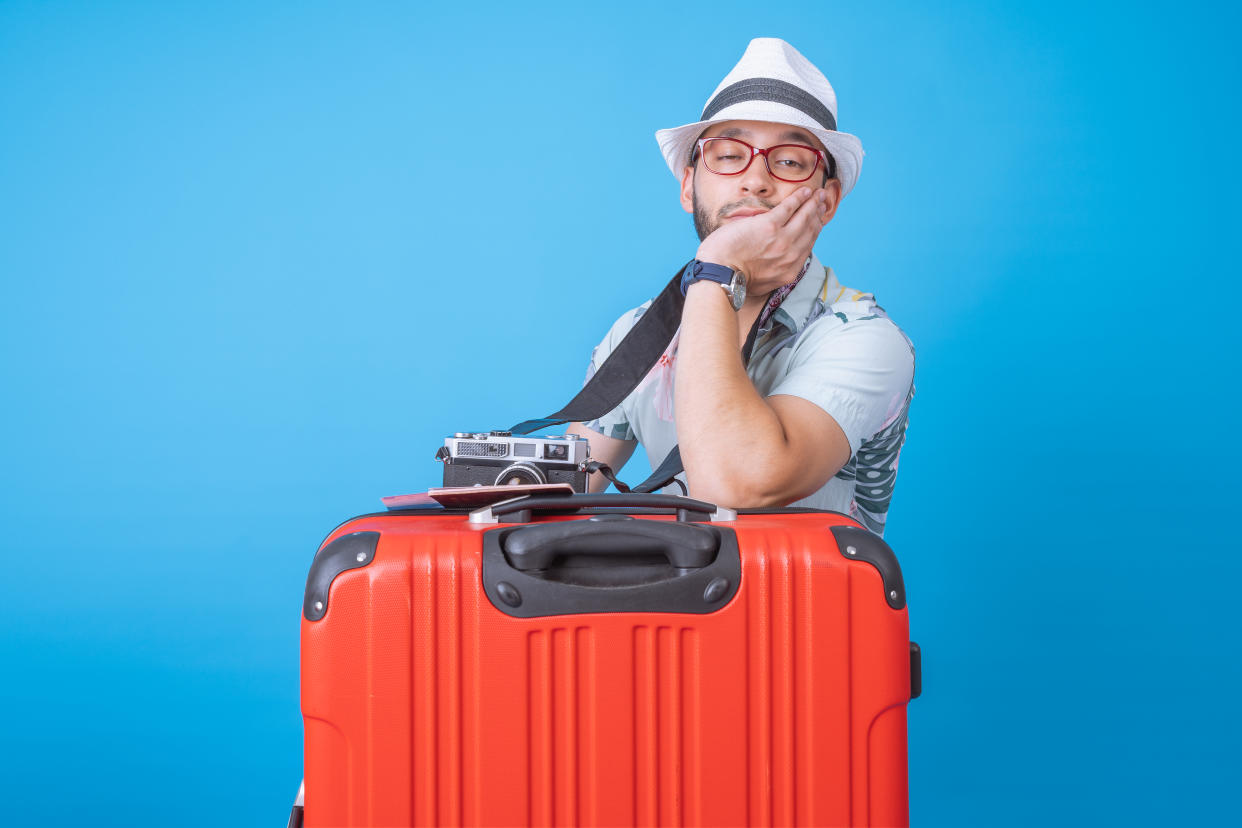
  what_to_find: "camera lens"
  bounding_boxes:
[494,462,547,486]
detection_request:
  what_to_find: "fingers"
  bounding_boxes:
[780,187,823,237]
[792,193,830,252]
[799,187,830,226]
[770,187,816,225]
[775,187,829,232]
[785,189,827,263]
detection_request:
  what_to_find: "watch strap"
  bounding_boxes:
[680,259,737,295]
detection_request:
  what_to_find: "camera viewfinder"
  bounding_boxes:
[542,443,569,461]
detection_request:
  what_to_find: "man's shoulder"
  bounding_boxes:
[598,298,656,346]
[587,298,657,372]
[615,298,656,330]
[798,273,914,357]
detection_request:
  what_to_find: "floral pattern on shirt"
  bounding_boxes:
[833,384,913,534]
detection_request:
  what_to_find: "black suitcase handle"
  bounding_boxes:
[502,517,720,570]
[481,518,742,617]
[469,492,738,524]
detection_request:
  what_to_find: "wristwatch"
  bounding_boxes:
[681,259,748,310]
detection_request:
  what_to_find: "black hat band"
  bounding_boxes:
[701,77,837,132]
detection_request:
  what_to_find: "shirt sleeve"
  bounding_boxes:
[767,315,915,457]
[577,309,642,442]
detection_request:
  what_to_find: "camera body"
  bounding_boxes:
[437,431,590,492]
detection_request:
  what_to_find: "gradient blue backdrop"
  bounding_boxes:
[2,1,1238,825]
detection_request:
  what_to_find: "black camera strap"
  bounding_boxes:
[509,263,689,436]
[509,260,765,494]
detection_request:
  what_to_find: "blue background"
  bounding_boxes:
[2,1,1238,825]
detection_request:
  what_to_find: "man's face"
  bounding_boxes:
[679,120,841,241]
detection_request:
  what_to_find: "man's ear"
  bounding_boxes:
[679,166,695,214]
[820,178,843,223]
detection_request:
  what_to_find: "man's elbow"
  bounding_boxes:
[687,470,810,510]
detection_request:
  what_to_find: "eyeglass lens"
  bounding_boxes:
[701,138,820,182]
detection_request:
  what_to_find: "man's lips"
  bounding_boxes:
[723,207,768,219]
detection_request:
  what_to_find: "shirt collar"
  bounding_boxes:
[764,254,839,335]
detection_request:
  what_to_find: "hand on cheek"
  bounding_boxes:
[697,187,826,297]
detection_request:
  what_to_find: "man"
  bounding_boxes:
[565,38,914,536]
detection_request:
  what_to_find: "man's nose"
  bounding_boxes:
[738,150,775,194]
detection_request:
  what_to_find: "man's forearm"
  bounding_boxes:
[675,281,789,506]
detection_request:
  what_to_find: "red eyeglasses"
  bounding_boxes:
[695,137,831,183]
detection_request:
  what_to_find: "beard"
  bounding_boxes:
[692,188,716,241]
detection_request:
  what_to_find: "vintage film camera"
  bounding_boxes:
[436,431,590,492]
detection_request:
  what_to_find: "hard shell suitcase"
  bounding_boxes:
[298,493,918,827]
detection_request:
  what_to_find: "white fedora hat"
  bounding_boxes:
[655,38,864,197]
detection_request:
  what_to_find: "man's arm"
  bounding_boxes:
[676,281,851,507]
[566,421,637,493]
[676,186,850,508]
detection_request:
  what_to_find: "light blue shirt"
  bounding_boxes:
[583,255,915,535]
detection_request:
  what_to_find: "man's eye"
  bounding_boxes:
[775,159,806,169]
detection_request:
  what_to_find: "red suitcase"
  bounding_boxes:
[298,492,918,827]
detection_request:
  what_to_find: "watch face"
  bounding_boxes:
[730,270,747,310]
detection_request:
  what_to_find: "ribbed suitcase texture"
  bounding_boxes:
[301,507,911,827]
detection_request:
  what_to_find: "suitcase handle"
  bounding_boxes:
[501,517,720,570]
[481,519,742,616]
[469,492,737,524]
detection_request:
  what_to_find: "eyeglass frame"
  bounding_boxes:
[693,136,837,183]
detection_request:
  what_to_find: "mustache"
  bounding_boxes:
[717,199,778,219]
